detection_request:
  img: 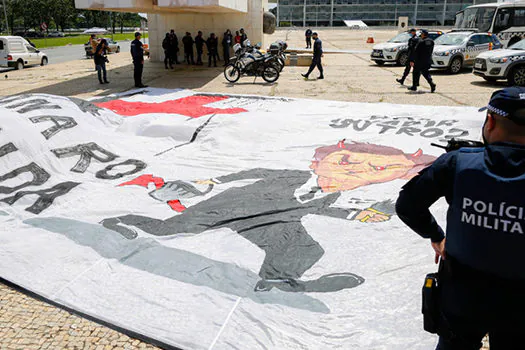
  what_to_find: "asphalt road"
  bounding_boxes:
[0,40,132,73]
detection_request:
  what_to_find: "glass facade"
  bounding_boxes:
[277,0,493,27]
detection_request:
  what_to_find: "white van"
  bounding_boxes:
[0,36,48,70]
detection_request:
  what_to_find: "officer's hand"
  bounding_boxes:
[354,209,390,223]
[410,62,415,67]
[431,238,446,264]
[141,60,144,64]
[194,179,217,185]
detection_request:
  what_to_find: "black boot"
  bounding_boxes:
[396,78,405,85]
[407,86,417,91]
[301,73,309,79]
[318,75,324,80]
[430,83,436,93]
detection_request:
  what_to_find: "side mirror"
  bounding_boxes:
[467,41,475,47]
[36,50,40,53]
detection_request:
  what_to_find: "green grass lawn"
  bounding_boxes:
[28,33,149,48]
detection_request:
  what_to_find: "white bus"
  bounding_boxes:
[455,2,525,47]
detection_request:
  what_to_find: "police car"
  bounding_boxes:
[432,31,502,74]
[473,39,525,85]
[370,30,442,66]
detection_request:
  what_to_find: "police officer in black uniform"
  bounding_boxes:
[409,29,436,93]
[182,32,195,65]
[195,31,205,66]
[396,28,419,85]
[396,87,525,349]
[305,28,313,49]
[301,32,324,80]
[130,32,147,88]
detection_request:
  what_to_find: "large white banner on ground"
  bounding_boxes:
[0,89,483,349]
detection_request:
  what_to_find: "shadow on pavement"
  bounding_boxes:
[23,61,224,98]
[470,80,509,88]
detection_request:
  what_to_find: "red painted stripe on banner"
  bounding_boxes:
[97,96,247,118]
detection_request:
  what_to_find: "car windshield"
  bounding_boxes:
[510,39,525,50]
[435,34,469,46]
[388,32,411,43]
[456,6,496,32]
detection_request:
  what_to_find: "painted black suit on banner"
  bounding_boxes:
[102,168,371,292]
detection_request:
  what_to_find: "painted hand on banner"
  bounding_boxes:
[354,208,391,223]
[194,179,217,185]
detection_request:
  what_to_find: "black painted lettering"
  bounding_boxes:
[3,99,62,114]
[0,143,18,158]
[1,181,80,214]
[376,124,397,134]
[444,128,469,139]
[96,159,147,180]
[437,120,458,127]
[396,127,421,136]
[29,116,77,140]
[0,162,51,194]
[51,142,118,173]
[420,128,444,138]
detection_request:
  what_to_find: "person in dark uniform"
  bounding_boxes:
[240,28,248,47]
[130,32,147,88]
[305,28,313,49]
[169,29,180,65]
[396,28,419,85]
[93,39,109,84]
[396,87,525,349]
[206,33,219,67]
[195,31,205,66]
[408,29,436,93]
[222,29,233,66]
[94,39,109,84]
[301,32,324,80]
[162,33,173,69]
[182,32,195,65]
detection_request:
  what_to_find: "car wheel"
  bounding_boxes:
[374,61,385,66]
[41,57,48,66]
[509,66,525,86]
[397,52,408,66]
[448,57,462,74]
[116,46,120,53]
[15,60,24,70]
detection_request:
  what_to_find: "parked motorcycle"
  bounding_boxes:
[224,41,281,83]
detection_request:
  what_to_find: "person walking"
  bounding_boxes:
[222,29,233,66]
[240,28,248,47]
[305,28,313,49]
[182,32,195,65]
[234,30,241,45]
[195,31,205,65]
[94,39,109,84]
[396,28,419,85]
[169,30,180,65]
[206,33,219,67]
[396,86,525,349]
[130,32,147,88]
[162,33,173,69]
[408,29,436,93]
[301,32,324,80]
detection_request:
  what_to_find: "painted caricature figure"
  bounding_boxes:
[103,140,436,293]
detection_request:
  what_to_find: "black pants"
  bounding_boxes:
[96,61,107,83]
[437,256,525,350]
[208,52,218,67]
[133,61,143,87]
[412,65,433,87]
[306,37,312,48]
[185,50,194,65]
[196,49,203,64]
[223,46,230,65]
[306,56,323,77]
[401,61,412,81]
[164,50,172,68]
[170,50,179,64]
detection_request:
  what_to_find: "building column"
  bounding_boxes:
[413,0,418,26]
[277,0,280,27]
[330,0,334,27]
[442,0,447,26]
[303,0,306,27]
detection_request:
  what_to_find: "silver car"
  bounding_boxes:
[473,39,525,85]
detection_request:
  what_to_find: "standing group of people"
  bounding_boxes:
[396,28,436,93]
[162,28,248,68]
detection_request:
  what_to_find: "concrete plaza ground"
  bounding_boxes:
[1,28,493,349]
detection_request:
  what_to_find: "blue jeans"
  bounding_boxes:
[96,61,107,83]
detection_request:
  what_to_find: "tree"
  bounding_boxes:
[50,0,76,31]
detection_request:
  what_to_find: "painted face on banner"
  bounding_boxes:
[310,141,433,193]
